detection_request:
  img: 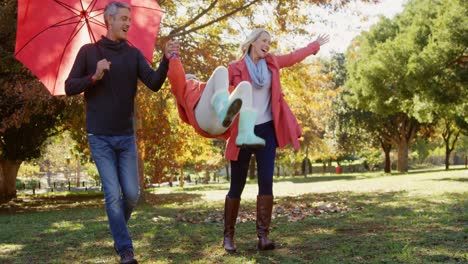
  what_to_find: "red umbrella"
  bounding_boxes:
[15,0,164,96]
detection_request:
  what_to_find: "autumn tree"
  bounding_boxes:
[0,0,380,199]
[0,0,65,202]
[136,0,372,183]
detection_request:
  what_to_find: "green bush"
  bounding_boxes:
[18,163,40,178]
[16,178,25,190]
[16,178,40,189]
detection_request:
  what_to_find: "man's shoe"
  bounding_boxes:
[120,250,138,264]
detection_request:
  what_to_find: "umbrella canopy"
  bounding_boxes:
[15,0,164,95]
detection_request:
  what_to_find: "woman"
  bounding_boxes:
[167,57,265,147]
[223,29,330,252]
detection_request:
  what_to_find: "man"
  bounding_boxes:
[65,2,178,263]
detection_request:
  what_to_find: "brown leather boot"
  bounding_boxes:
[256,195,275,250]
[223,196,240,252]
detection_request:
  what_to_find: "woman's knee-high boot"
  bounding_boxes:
[256,195,275,250]
[223,196,240,252]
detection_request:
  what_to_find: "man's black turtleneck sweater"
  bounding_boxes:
[65,36,169,135]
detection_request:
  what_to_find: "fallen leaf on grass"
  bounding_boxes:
[173,200,353,224]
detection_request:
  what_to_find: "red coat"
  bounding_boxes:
[167,58,230,139]
[225,41,321,161]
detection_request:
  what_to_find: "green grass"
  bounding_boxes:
[1,169,467,263]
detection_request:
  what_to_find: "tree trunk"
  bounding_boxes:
[225,160,230,181]
[379,138,392,173]
[397,139,409,172]
[0,160,22,203]
[46,163,52,187]
[384,149,391,173]
[441,119,460,171]
[445,147,451,170]
[179,167,185,188]
[204,170,210,183]
[386,114,418,173]
[75,157,81,187]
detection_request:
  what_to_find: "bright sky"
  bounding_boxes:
[275,0,408,58]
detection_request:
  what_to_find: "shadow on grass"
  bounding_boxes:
[0,191,204,214]
[269,191,468,263]
[147,184,229,193]
[432,177,468,183]
[0,192,104,214]
[182,184,229,192]
[1,185,467,263]
[143,192,203,206]
[274,175,360,184]
[0,204,196,264]
[396,167,468,175]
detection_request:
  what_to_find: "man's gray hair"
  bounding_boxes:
[104,1,131,27]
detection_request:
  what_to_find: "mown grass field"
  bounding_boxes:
[1,168,467,263]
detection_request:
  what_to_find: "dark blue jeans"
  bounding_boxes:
[228,121,277,198]
[88,134,139,255]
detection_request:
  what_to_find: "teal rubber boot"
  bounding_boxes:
[211,90,242,128]
[236,108,266,148]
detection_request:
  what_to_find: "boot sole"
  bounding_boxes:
[257,245,275,251]
[222,99,242,128]
[257,241,276,251]
[224,248,237,253]
[223,242,237,253]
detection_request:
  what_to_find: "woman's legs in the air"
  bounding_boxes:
[195,66,242,135]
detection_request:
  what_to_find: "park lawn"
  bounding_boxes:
[0,169,467,263]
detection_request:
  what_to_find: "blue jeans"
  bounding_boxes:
[228,121,277,198]
[88,134,140,254]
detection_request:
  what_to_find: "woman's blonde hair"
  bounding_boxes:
[237,28,270,60]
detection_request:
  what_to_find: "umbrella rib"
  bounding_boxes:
[87,0,99,13]
[84,0,105,46]
[79,0,97,45]
[52,22,88,94]
[15,16,82,56]
[88,15,106,28]
[88,20,106,29]
[52,20,87,27]
[54,0,82,16]
[79,0,86,15]
[131,5,165,13]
